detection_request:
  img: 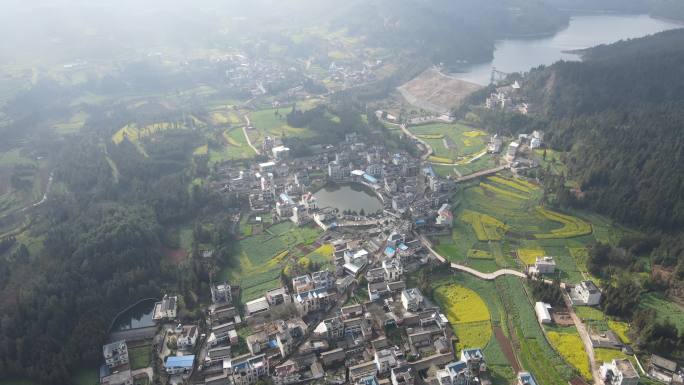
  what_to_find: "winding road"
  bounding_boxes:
[242,115,261,155]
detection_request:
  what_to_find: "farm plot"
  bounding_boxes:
[497,277,578,385]
[408,122,489,162]
[433,284,492,352]
[112,122,184,144]
[535,207,592,239]
[518,248,545,265]
[305,243,334,268]
[248,108,316,145]
[546,328,592,380]
[460,209,508,241]
[221,223,322,302]
[208,128,256,163]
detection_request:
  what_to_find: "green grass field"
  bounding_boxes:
[128,344,152,370]
[409,122,488,163]
[0,148,36,167]
[53,111,88,135]
[639,292,684,332]
[207,127,256,163]
[248,108,316,145]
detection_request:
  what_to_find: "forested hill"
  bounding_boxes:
[521,28,684,255]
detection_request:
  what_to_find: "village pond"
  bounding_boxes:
[313,182,383,214]
[110,298,156,332]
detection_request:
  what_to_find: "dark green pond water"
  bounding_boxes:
[314,182,383,214]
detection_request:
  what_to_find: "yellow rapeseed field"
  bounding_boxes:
[518,248,546,265]
[535,207,592,239]
[434,284,492,352]
[547,331,592,380]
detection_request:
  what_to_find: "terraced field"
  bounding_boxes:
[432,171,614,281]
[220,222,321,302]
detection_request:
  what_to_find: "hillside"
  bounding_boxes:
[520,28,684,261]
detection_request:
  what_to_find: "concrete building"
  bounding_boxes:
[401,288,424,312]
[272,146,290,161]
[226,354,269,385]
[103,340,129,369]
[265,287,292,306]
[572,280,602,306]
[530,256,556,275]
[600,359,639,385]
[244,297,270,318]
[153,294,178,321]
[211,282,233,305]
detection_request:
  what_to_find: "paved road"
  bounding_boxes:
[399,124,433,161]
[455,165,509,182]
[450,263,526,280]
[420,234,526,280]
[242,115,261,155]
[563,291,600,384]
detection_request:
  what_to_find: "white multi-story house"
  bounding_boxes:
[530,256,556,275]
[401,288,424,312]
[374,348,402,374]
[572,280,602,306]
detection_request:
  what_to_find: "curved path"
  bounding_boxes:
[450,263,526,280]
[419,233,526,280]
[399,123,433,161]
[242,115,261,155]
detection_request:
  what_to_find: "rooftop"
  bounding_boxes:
[165,355,195,368]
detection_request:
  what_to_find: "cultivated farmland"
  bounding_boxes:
[221,222,322,302]
[433,284,492,352]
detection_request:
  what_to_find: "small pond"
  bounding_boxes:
[111,299,156,332]
[313,182,383,214]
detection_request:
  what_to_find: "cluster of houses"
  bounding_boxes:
[211,132,459,234]
[98,220,517,385]
[484,81,529,115]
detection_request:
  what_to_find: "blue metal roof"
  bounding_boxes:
[384,246,396,256]
[447,360,467,374]
[165,355,195,368]
[363,173,378,184]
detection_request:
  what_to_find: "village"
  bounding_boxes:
[95,72,684,385]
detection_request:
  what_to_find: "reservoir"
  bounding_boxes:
[314,183,383,214]
[457,14,682,85]
[111,299,156,332]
